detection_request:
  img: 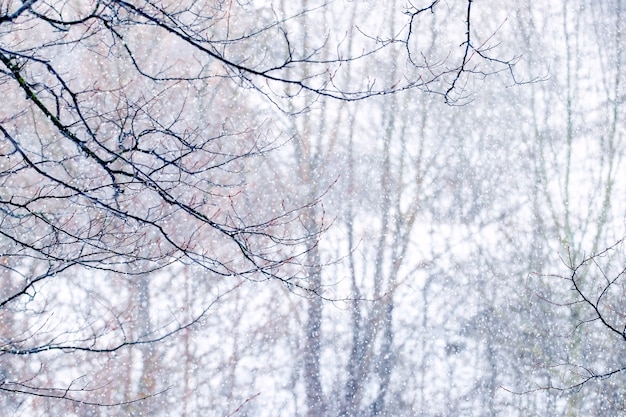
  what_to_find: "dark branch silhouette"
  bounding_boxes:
[0,0,520,409]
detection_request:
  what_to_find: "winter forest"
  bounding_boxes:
[1,0,625,416]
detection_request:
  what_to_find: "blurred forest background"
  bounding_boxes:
[1,0,625,416]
